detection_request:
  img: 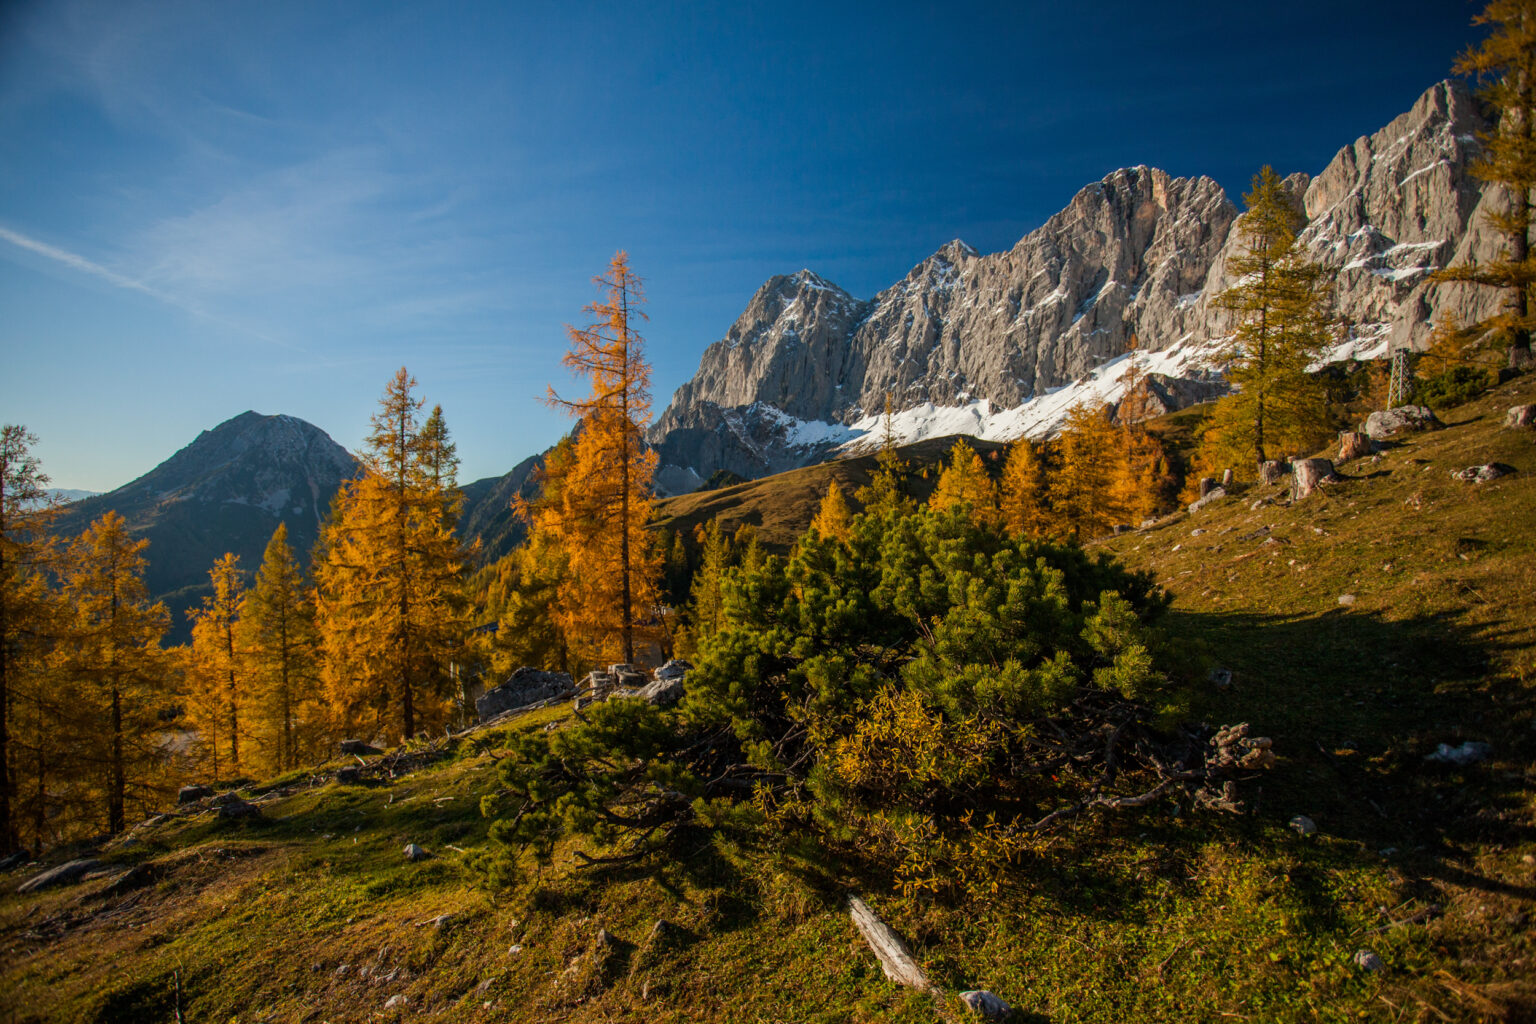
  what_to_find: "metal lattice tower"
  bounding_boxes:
[1386,347,1412,409]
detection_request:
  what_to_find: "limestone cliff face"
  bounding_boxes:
[651,79,1507,491]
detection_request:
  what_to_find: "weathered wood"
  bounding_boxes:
[848,895,936,993]
[1258,460,1290,486]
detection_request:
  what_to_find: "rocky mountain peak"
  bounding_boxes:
[647,78,1508,493]
[54,412,360,642]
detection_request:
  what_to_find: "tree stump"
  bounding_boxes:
[1258,460,1290,486]
[1198,477,1219,497]
[1337,431,1372,461]
[1291,458,1336,499]
[1221,468,1234,488]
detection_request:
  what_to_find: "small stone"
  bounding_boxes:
[508,944,523,956]
[1337,594,1356,606]
[403,843,429,862]
[1451,463,1515,484]
[383,994,407,1009]
[1289,815,1317,836]
[1425,741,1491,766]
[1353,949,1385,972]
[1191,528,1206,536]
[1209,667,1233,690]
[1504,404,1535,428]
[959,990,1013,1019]
[1521,854,1534,865]
[216,796,261,820]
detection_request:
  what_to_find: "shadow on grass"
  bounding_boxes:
[1167,603,1535,901]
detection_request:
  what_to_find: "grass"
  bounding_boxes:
[3,380,1534,1022]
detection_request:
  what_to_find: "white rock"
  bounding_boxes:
[959,990,1013,1019]
[1425,741,1490,766]
[1353,949,1385,972]
[403,843,429,862]
[1289,815,1318,836]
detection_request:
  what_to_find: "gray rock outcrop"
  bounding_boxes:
[1364,405,1443,440]
[16,858,100,894]
[476,668,576,721]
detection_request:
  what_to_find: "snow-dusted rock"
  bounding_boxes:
[647,80,1502,491]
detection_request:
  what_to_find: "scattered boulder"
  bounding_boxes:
[1353,949,1385,973]
[1291,459,1336,499]
[653,659,691,682]
[340,739,383,757]
[178,784,214,805]
[336,766,363,785]
[959,990,1013,1020]
[1337,431,1373,461]
[1208,667,1233,690]
[1364,404,1441,440]
[1505,404,1535,428]
[1187,486,1227,513]
[217,796,261,820]
[17,858,101,894]
[0,850,30,872]
[638,676,685,708]
[1425,741,1491,766]
[383,994,408,1009]
[476,667,576,720]
[1337,594,1356,607]
[1289,815,1318,836]
[1451,463,1516,483]
[403,843,430,862]
[1258,460,1290,486]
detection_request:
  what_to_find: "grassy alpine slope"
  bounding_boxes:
[2,377,1533,1024]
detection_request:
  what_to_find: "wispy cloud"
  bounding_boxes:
[0,223,302,351]
[0,224,169,300]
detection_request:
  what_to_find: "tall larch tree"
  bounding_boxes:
[317,369,467,742]
[810,481,854,543]
[534,251,661,668]
[1,426,57,852]
[999,438,1052,538]
[56,512,169,834]
[187,554,246,779]
[1049,403,1122,539]
[929,439,998,524]
[1434,0,1536,369]
[1203,166,1334,470]
[239,523,320,774]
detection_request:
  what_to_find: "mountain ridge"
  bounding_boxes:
[647,78,1504,492]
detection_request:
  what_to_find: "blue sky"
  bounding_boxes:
[0,0,1482,491]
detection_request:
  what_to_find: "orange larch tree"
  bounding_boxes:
[530,251,661,668]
